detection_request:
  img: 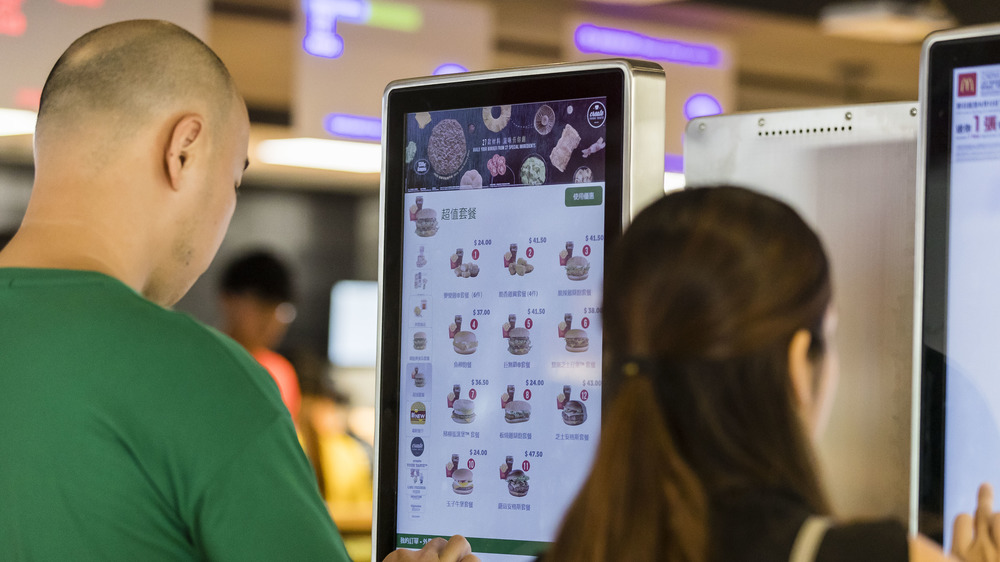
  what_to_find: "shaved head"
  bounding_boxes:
[3,20,251,307]
[35,20,237,149]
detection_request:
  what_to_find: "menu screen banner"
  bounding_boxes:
[395,97,606,561]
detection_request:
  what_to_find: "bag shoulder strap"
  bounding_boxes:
[789,515,833,562]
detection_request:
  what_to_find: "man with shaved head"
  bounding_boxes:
[0,20,476,562]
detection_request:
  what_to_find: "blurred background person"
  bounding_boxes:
[297,351,375,561]
[220,249,302,420]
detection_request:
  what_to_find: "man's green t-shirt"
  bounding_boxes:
[0,268,351,561]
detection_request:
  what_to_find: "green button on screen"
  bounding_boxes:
[565,185,603,207]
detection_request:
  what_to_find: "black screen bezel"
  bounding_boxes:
[376,67,626,559]
[918,33,1000,542]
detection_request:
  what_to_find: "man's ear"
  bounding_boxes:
[165,114,204,190]
[788,329,814,411]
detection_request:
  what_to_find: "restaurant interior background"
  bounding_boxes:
[3,0,1000,557]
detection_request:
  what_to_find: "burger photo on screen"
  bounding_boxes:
[504,400,532,423]
[506,469,529,497]
[453,330,478,355]
[413,331,427,350]
[562,399,587,426]
[452,467,474,495]
[565,255,590,280]
[564,328,589,352]
[507,327,531,355]
[414,370,426,388]
[415,208,439,237]
[452,398,476,423]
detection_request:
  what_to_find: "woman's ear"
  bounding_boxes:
[165,114,204,190]
[788,329,814,412]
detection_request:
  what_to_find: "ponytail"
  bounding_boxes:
[547,374,707,561]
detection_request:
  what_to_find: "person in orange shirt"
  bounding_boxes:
[220,250,301,419]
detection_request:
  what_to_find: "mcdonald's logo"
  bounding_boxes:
[959,73,978,97]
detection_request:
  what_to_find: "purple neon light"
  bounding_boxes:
[325,113,382,141]
[303,0,369,58]
[683,93,723,120]
[433,63,468,75]
[574,24,722,68]
[664,153,683,173]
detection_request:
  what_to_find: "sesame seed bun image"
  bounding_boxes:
[562,400,587,426]
[452,330,478,355]
[564,329,589,352]
[452,467,474,495]
[506,469,529,497]
[508,327,531,355]
[452,398,476,424]
[565,255,590,281]
[504,400,531,423]
[415,208,438,237]
[413,332,427,350]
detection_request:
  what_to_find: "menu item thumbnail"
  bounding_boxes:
[559,241,574,266]
[556,385,571,409]
[415,209,439,237]
[508,327,531,355]
[508,258,535,276]
[504,400,531,423]
[487,154,508,178]
[562,400,587,426]
[558,313,573,338]
[506,469,530,497]
[460,169,483,189]
[410,402,427,424]
[549,124,582,172]
[413,332,427,350]
[446,454,460,477]
[412,367,427,388]
[582,137,606,158]
[533,104,555,135]
[482,105,511,133]
[452,398,476,423]
[453,331,478,355]
[500,384,515,407]
[564,329,589,352]
[520,155,546,186]
[502,315,516,338]
[428,119,467,177]
[452,467,474,495]
[566,256,590,281]
[454,263,480,278]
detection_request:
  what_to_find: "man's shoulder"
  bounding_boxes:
[1,267,274,398]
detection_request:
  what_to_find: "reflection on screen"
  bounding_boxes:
[395,98,608,560]
[944,62,1000,549]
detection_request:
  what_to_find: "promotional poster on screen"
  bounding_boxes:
[395,97,608,559]
[943,62,1000,549]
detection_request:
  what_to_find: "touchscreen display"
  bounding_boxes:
[395,98,608,559]
[942,62,1000,548]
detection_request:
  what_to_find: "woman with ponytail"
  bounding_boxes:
[546,186,998,562]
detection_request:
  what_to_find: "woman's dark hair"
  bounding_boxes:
[547,186,832,562]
